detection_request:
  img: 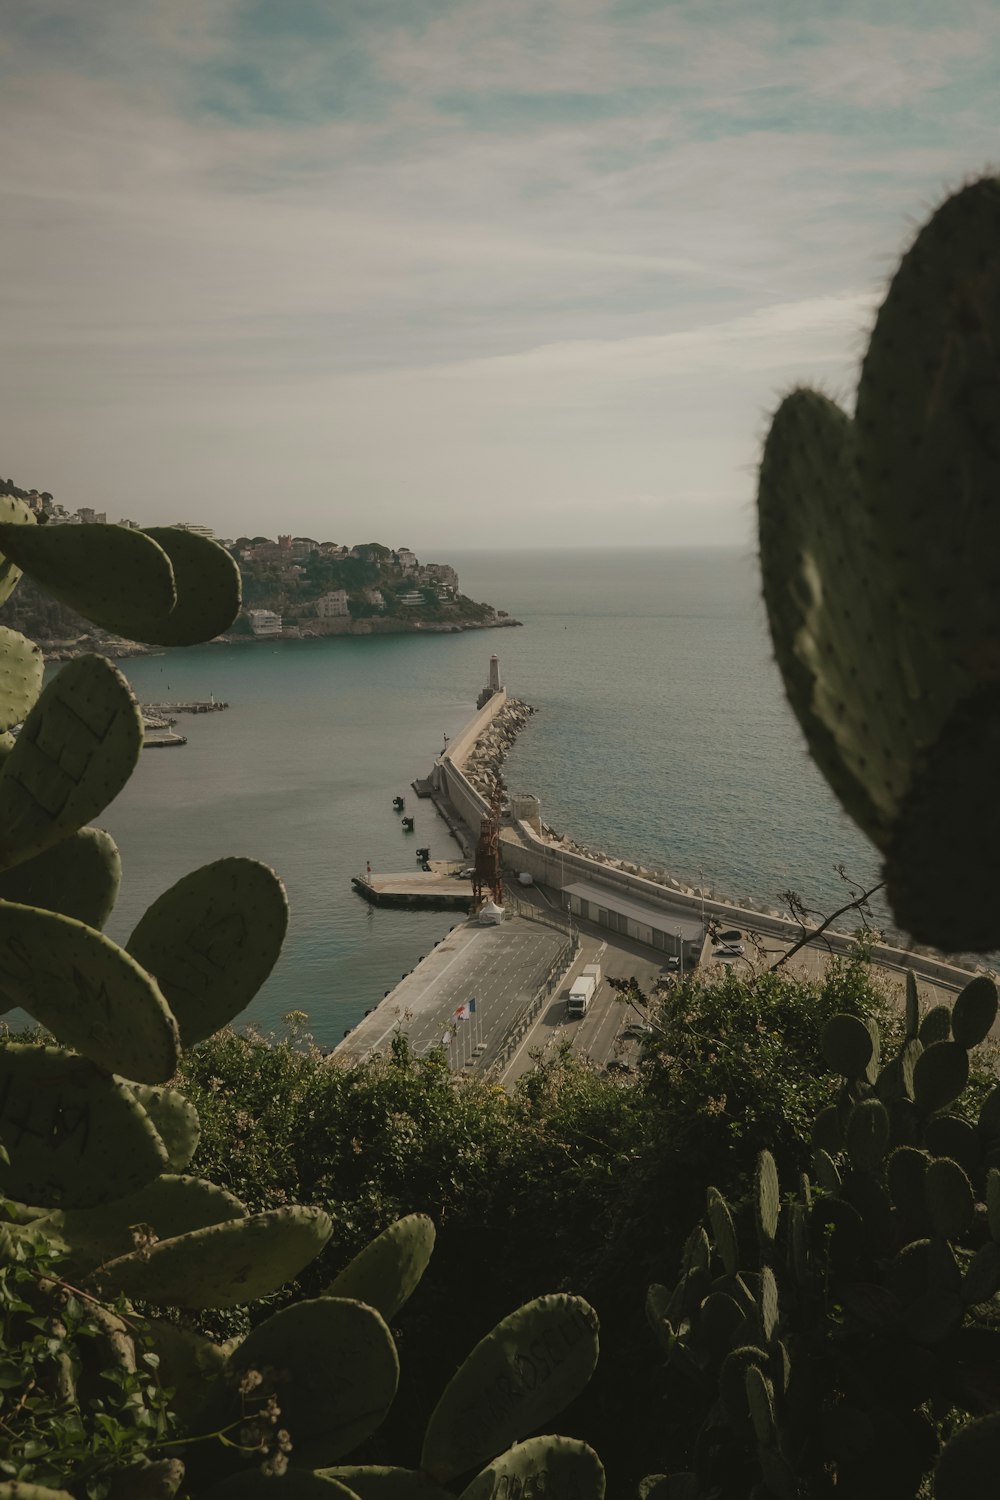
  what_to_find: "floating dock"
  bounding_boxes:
[141,700,228,715]
[352,860,473,910]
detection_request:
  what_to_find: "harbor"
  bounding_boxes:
[335,652,990,1079]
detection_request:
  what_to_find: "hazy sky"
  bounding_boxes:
[2,2,998,549]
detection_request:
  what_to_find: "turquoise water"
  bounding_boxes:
[98,549,881,1046]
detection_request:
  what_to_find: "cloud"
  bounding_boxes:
[0,0,997,544]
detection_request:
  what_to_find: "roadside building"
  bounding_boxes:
[362,588,385,610]
[316,590,350,619]
[246,608,282,637]
[398,590,424,608]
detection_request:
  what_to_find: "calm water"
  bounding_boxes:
[95,549,881,1046]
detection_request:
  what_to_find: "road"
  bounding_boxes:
[333,916,568,1070]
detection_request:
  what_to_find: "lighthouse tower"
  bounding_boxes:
[476,654,503,709]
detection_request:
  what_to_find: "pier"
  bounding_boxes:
[352,860,473,910]
[141,699,228,716]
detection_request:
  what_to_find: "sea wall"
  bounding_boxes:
[432,689,507,831]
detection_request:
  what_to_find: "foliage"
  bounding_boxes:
[0,1217,176,1497]
[642,974,1000,1499]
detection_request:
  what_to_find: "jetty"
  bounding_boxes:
[143,732,187,749]
[141,699,228,716]
[352,861,473,910]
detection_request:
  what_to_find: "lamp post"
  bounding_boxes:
[677,933,684,980]
[699,868,706,929]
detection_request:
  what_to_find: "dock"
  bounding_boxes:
[352,860,474,910]
[143,732,187,749]
[141,700,228,715]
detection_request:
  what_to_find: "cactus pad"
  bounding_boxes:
[0,493,36,606]
[718,1345,769,1428]
[0,654,142,870]
[912,1040,970,1114]
[228,1297,399,1464]
[820,1014,874,1078]
[131,1084,200,1171]
[810,1105,844,1156]
[323,1213,435,1321]
[421,1294,600,1482]
[0,522,176,638]
[0,1045,168,1207]
[925,1157,975,1240]
[0,826,121,929]
[905,970,920,1039]
[934,1412,1000,1500]
[745,1364,777,1450]
[962,1242,1000,1307]
[918,1004,952,1045]
[126,857,288,1046]
[951,975,998,1050]
[91,1204,333,1307]
[923,1114,982,1174]
[706,1187,739,1275]
[456,1436,606,1500]
[755,1150,780,1247]
[757,179,1000,950]
[845,1098,890,1172]
[35,1173,246,1276]
[136,527,241,644]
[0,626,42,732]
[0,900,179,1083]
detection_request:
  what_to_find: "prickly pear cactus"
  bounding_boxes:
[645,976,1000,1498]
[757,177,1000,951]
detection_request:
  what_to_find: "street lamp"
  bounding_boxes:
[677,932,684,980]
[698,867,706,929]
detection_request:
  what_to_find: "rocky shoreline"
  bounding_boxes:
[462,698,536,799]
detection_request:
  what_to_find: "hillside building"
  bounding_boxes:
[247,609,282,637]
[316,590,350,619]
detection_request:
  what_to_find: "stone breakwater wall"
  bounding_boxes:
[462,698,535,799]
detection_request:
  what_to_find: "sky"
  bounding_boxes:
[2,1,999,550]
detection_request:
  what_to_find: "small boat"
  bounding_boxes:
[393,795,406,811]
[415,846,430,861]
[401,816,414,832]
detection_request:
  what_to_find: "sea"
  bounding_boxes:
[91,548,883,1048]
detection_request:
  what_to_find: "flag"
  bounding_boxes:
[454,1003,471,1020]
[468,997,477,1013]
[441,1029,452,1046]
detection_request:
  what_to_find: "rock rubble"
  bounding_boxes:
[462,698,535,798]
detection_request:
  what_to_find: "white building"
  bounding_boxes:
[247,609,282,637]
[398,590,424,607]
[363,588,385,610]
[173,522,216,540]
[395,548,418,573]
[316,590,350,619]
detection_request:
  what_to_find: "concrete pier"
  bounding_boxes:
[352,861,474,911]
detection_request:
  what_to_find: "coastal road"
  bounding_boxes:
[333,916,567,1068]
[498,919,665,1087]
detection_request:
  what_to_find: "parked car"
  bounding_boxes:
[714,943,746,957]
[622,1023,654,1040]
[662,956,681,972]
[607,1060,632,1074]
[718,928,742,943]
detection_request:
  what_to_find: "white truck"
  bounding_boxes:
[567,967,600,1019]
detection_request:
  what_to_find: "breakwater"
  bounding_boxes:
[461,697,535,800]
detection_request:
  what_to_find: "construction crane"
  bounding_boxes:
[472,774,505,908]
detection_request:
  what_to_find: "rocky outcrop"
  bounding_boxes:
[462,698,535,798]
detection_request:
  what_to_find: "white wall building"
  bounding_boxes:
[247,609,282,637]
[316,590,350,619]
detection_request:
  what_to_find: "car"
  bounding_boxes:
[662,956,681,971]
[606,1060,632,1074]
[718,929,742,943]
[622,1023,654,1040]
[713,943,745,958]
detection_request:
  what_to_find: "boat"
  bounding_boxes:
[393,795,406,811]
[415,846,430,861]
[401,816,414,832]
